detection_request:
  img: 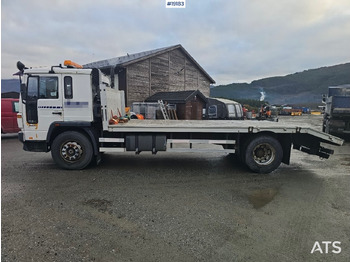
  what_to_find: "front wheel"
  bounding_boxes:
[51,131,93,170]
[244,135,283,174]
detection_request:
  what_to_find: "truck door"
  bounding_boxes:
[61,74,93,122]
[25,75,63,140]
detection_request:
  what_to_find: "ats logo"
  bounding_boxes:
[311,241,341,254]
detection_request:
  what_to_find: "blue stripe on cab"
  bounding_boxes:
[64,102,89,108]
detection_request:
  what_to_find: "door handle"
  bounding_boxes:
[52,112,62,115]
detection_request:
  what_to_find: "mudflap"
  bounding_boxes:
[292,133,336,159]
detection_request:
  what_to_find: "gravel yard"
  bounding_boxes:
[2,115,349,261]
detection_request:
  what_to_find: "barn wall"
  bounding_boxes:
[126,60,150,106]
[169,49,185,92]
[185,58,197,88]
[125,48,211,106]
[150,53,169,94]
[198,74,210,97]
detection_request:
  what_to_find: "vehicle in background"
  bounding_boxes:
[301,107,310,114]
[279,107,303,116]
[322,84,350,136]
[206,98,244,120]
[1,98,20,134]
[255,103,279,121]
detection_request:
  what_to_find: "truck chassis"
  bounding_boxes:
[32,119,343,174]
[15,61,344,174]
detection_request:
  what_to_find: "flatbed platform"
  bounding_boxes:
[108,120,344,146]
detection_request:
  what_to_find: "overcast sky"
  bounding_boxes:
[2,0,350,84]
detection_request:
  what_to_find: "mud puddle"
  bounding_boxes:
[248,188,279,209]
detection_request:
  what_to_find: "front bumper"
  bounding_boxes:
[18,131,24,143]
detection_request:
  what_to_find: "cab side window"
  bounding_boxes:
[64,76,73,99]
[39,77,58,99]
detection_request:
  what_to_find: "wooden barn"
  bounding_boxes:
[84,44,215,106]
[145,90,207,120]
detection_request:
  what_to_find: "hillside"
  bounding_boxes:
[2,63,350,105]
[210,63,350,105]
[1,79,20,93]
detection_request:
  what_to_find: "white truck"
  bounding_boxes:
[15,61,343,173]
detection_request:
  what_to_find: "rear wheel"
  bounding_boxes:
[51,131,93,170]
[244,135,283,174]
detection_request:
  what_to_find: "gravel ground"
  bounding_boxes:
[1,115,350,262]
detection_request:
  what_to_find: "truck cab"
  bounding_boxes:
[322,84,350,136]
[18,65,95,144]
[16,61,126,169]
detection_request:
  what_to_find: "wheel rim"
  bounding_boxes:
[60,141,83,162]
[252,143,276,165]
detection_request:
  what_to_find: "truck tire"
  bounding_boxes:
[244,135,283,174]
[51,131,93,170]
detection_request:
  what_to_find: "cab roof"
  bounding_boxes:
[23,67,92,75]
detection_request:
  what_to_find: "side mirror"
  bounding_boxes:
[321,94,327,104]
[17,61,27,71]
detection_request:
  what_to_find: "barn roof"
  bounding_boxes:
[83,44,215,83]
[145,90,207,103]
